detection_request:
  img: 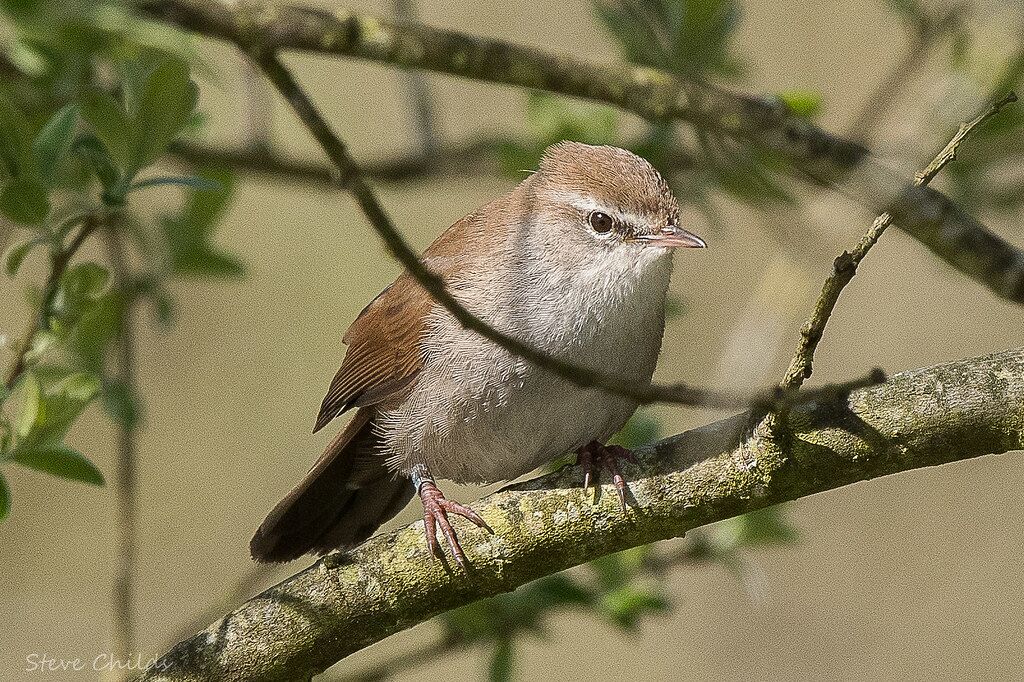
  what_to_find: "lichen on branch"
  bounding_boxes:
[138,347,1024,682]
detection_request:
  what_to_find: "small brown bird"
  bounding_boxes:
[251,141,705,567]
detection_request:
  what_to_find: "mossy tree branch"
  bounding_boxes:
[138,347,1024,681]
[139,0,1024,304]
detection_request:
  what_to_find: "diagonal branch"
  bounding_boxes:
[248,49,754,408]
[137,346,1024,681]
[782,93,1018,391]
[139,0,1024,304]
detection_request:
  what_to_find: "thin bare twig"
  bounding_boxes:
[781,92,1019,391]
[169,137,695,186]
[168,137,502,184]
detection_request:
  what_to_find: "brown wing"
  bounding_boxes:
[313,272,432,432]
[312,210,496,433]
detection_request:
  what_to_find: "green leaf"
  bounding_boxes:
[777,90,824,120]
[18,372,101,448]
[488,639,514,682]
[66,292,123,374]
[609,411,661,449]
[23,330,56,367]
[600,585,669,631]
[663,293,687,319]
[102,380,141,430]
[884,0,924,23]
[33,104,78,185]
[0,473,9,522]
[0,175,50,224]
[740,506,798,545]
[73,134,121,193]
[498,93,619,176]
[160,168,245,278]
[65,262,110,297]
[531,573,593,607]
[130,58,199,169]
[715,505,798,549]
[136,278,175,326]
[54,372,103,403]
[5,237,44,276]
[80,89,133,172]
[119,59,160,120]
[12,445,104,485]
[595,0,743,79]
[15,372,40,439]
[0,90,34,180]
[590,545,653,591]
[53,262,110,323]
[129,174,222,193]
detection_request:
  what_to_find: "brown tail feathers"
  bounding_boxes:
[250,409,414,563]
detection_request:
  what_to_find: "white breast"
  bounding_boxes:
[375,242,673,484]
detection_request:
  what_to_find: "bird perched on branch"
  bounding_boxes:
[251,141,706,568]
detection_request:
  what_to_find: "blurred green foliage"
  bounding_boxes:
[498,0,812,233]
[594,0,743,79]
[0,1,239,517]
[159,167,244,278]
[497,93,619,175]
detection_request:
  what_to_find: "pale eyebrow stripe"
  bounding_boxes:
[545,189,649,228]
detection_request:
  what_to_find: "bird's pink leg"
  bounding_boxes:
[415,472,493,571]
[575,441,638,512]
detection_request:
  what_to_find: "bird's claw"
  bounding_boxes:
[419,481,493,571]
[575,441,637,512]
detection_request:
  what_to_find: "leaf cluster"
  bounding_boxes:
[0,1,243,520]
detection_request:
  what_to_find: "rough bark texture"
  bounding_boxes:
[138,0,1024,304]
[138,348,1024,682]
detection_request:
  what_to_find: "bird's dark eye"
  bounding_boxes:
[588,211,614,234]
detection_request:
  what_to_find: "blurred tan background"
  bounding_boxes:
[2,0,1023,679]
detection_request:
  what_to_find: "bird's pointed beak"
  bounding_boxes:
[639,225,707,249]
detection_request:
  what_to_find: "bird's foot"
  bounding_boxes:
[575,440,638,512]
[419,481,493,571]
